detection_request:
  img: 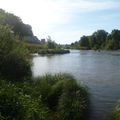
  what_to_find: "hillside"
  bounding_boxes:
[0,9,40,44]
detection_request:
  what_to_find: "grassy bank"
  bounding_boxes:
[25,43,70,54]
[0,74,89,120]
[38,49,70,55]
[25,43,47,53]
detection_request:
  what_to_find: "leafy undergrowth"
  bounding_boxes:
[0,74,89,120]
[112,101,120,120]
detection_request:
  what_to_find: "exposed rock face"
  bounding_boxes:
[24,36,41,44]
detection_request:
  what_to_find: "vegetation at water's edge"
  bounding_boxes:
[38,49,70,54]
[0,74,89,120]
[0,25,32,81]
[112,101,120,120]
[1,8,120,120]
[0,24,89,119]
[0,9,70,55]
[71,30,120,50]
[25,42,70,54]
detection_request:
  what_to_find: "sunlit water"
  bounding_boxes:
[32,50,120,120]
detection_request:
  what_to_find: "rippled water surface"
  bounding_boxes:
[32,50,120,120]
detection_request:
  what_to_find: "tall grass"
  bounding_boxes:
[112,101,120,120]
[31,74,89,120]
[0,74,89,120]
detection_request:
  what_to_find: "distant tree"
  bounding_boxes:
[47,36,56,49]
[79,36,90,49]
[71,29,120,50]
[105,30,120,50]
[89,30,108,49]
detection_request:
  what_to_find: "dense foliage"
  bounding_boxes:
[0,24,89,119]
[0,74,89,120]
[0,9,89,120]
[71,29,120,50]
[0,80,49,120]
[38,49,70,54]
[0,25,32,81]
[25,43,47,53]
[112,101,120,120]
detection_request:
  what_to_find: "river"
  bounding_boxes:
[32,50,120,120]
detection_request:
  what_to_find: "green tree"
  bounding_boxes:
[79,36,90,49]
[89,30,108,49]
[47,36,56,49]
[106,29,120,50]
[0,25,31,81]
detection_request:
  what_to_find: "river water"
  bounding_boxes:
[32,50,120,120]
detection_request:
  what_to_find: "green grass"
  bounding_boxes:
[38,49,70,55]
[25,43,70,54]
[25,43,47,53]
[0,74,89,120]
[112,101,120,120]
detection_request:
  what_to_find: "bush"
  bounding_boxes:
[38,49,70,55]
[0,80,49,120]
[57,75,89,120]
[112,101,120,120]
[0,25,32,81]
[30,74,89,120]
[0,80,24,120]
[0,74,89,120]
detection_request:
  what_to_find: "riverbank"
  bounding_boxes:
[32,49,120,120]
[0,74,89,120]
[38,49,70,54]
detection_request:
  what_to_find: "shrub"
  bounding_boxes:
[0,74,89,120]
[0,80,24,120]
[112,101,120,120]
[0,80,49,120]
[31,74,89,120]
[57,76,89,120]
[0,25,32,81]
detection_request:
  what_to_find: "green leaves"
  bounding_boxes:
[0,25,31,81]
[112,101,120,120]
[0,74,89,120]
[0,80,49,120]
[71,29,120,50]
[31,74,89,120]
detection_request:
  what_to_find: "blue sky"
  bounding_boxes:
[0,0,120,44]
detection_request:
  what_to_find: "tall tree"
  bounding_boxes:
[79,36,90,49]
[0,25,31,81]
[105,30,120,50]
[90,30,108,49]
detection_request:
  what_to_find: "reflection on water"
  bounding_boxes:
[32,50,120,120]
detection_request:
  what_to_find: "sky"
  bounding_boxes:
[0,0,120,44]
